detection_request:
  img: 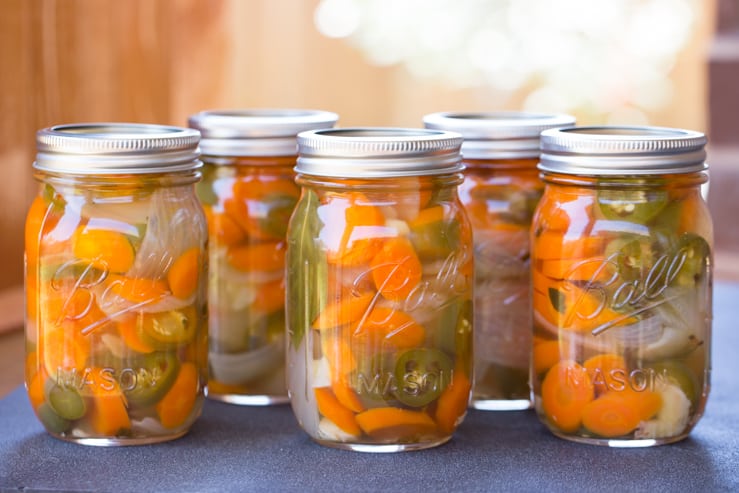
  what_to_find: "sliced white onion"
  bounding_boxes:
[127,187,202,280]
[209,336,284,385]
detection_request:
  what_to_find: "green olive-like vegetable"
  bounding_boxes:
[394,348,453,407]
[124,352,181,407]
[139,306,198,348]
[46,383,86,420]
[604,235,654,281]
[259,193,298,238]
[597,188,668,224]
[37,402,72,434]
[673,233,710,286]
[409,216,460,259]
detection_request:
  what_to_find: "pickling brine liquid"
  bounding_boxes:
[286,175,474,452]
[531,172,712,446]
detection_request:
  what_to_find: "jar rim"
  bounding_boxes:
[35,123,202,175]
[423,111,575,159]
[295,127,464,178]
[538,125,707,175]
[188,108,338,157]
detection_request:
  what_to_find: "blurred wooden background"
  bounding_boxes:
[0,0,723,333]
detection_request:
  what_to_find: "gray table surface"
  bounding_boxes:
[1,281,738,493]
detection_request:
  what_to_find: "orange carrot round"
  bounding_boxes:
[355,407,437,440]
[72,226,135,273]
[87,372,131,436]
[315,387,361,436]
[331,377,365,413]
[156,362,200,429]
[167,247,201,299]
[226,241,285,273]
[355,307,425,349]
[541,360,594,433]
[533,340,561,375]
[583,353,627,396]
[434,369,472,434]
[370,237,423,302]
[313,292,374,330]
[581,387,660,438]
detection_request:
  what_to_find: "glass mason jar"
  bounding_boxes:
[531,126,712,447]
[188,109,338,405]
[25,123,208,445]
[286,128,474,452]
[424,111,575,411]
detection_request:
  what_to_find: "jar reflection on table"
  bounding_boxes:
[423,111,575,410]
[188,109,338,406]
[531,126,712,447]
[25,123,208,445]
[286,128,474,452]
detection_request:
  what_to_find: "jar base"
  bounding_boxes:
[207,391,289,406]
[471,398,532,411]
[311,436,452,453]
[48,430,189,447]
[548,429,689,448]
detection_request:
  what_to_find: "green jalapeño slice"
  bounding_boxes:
[394,348,453,407]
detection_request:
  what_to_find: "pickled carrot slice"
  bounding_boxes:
[355,407,437,440]
[106,274,169,305]
[581,392,640,438]
[252,278,286,314]
[434,369,471,435]
[532,277,635,333]
[314,387,361,436]
[409,204,445,227]
[25,196,61,267]
[87,373,131,436]
[355,307,425,350]
[117,314,155,354]
[532,339,561,375]
[533,189,594,233]
[331,376,365,413]
[541,360,594,433]
[370,237,422,302]
[226,176,299,240]
[226,241,285,273]
[203,205,246,247]
[321,328,357,378]
[41,323,90,376]
[313,292,374,330]
[167,247,200,300]
[72,226,135,273]
[583,353,628,396]
[156,362,199,429]
[323,192,387,266]
[581,387,661,438]
[534,233,606,261]
[27,369,47,410]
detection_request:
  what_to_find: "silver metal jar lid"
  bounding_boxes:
[35,123,201,175]
[296,128,464,178]
[188,109,339,158]
[538,126,707,176]
[423,111,576,159]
